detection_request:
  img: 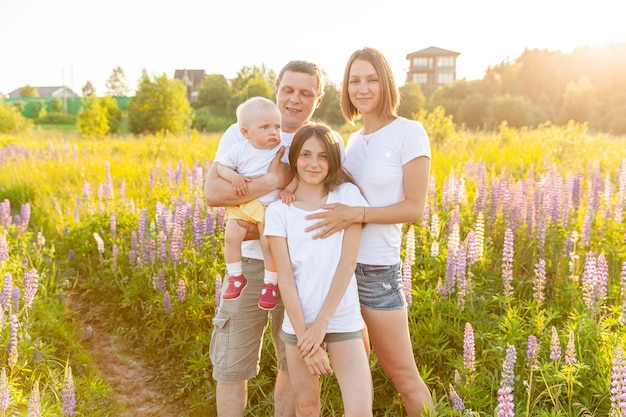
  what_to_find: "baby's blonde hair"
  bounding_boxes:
[236,97,279,129]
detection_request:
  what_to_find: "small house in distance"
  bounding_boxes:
[173,69,206,101]
[405,46,460,92]
[7,86,80,98]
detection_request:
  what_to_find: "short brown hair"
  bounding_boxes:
[288,124,354,191]
[340,47,399,123]
[276,60,325,98]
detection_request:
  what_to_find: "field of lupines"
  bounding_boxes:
[0,121,625,416]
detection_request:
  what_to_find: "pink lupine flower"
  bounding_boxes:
[550,326,561,361]
[595,253,609,306]
[110,211,117,239]
[449,384,465,412]
[402,257,412,307]
[23,269,39,310]
[502,228,514,298]
[565,330,577,365]
[2,273,12,311]
[177,279,186,302]
[582,251,597,313]
[611,343,626,415]
[155,269,166,293]
[527,335,539,368]
[158,231,168,263]
[27,380,41,417]
[8,314,18,368]
[0,367,9,412]
[20,203,30,232]
[0,235,8,262]
[463,322,475,373]
[533,258,546,306]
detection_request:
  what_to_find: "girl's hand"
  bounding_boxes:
[304,203,358,239]
[279,189,296,205]
[297,322,327,358]
[303,348,332,376]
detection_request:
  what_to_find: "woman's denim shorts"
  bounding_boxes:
[355,262,407,311]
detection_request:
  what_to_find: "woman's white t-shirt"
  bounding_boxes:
[343,117,431,266]
[264,182,367,335]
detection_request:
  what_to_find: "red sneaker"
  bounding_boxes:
[222,274,248,300]
[258,283,279,310]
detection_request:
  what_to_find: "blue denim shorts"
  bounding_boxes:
[355,262,407,311]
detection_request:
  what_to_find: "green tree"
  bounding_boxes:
[314,81,343,128]
[127,73,191,135]
[77,98,109,138]
[105,66,130,97]
[101,96,122,134]
[457,93,489,129]
[197,74,233,112]
[20,85,38,97]
[486,94,535,129]
[231,64,276,95]
[559,76,600,127]
[0,101,32,133]
[398,82,425,119]
[50,98,64,113]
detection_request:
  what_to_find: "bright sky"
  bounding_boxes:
[1,0,624,96]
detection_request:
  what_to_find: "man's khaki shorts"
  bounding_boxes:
[209,257,287,382]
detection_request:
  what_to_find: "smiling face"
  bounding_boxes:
[295,136,329,187]
[347,58,381,117]
[275,70,323,133]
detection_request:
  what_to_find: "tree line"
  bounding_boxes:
[2,42,625,136]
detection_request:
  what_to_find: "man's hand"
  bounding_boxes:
[267,146,293,189]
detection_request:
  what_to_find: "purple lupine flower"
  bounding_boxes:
[11,287,19,312]
[205,210,216,236]
[2,273,12,311]
[463,322,475,373]
[580,208,593,248]
[216,207,226,231]
[8,314,18,368]
[0,235,8,262]
[550,326,561,361]
[402,257,412,307]
[20,203,31,232]
[164,290,173,314]
[82,181,92,200]
[533,258,546,306]
[582,251,597,313]
[148,239,156,265]
[449,384,465,412]
[62,366,76,416]
[502,228,515,298]
[466,229,478,267]
[456,244,468,310]
[110,211,117,239]
[527,335,539,368]
[155,269,166,293]
[27,380,41,417]
[23,269,39,310]
[215,274,222,309]
[102,161,114,199]
[565,330,577,365]
[497,344,517,417]
[82,326,93,340]
[177,279,186,302]
[119,179,126,202]
[444,246,456,298]
[157,231,167,264]
[610,343,626,415]
[169,225,182,264]
[0,367,9,412]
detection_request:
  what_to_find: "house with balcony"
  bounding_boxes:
[405,46,460,92]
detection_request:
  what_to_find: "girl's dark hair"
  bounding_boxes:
[288,123,355,191]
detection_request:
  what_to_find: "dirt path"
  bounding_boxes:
[67,294,183,417]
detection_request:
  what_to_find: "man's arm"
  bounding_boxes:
[204,146,293,207]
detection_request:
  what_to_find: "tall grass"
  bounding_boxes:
[0,123,624,416]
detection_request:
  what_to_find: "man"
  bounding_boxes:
[205,60,340,417]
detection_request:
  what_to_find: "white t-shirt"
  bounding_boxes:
[264,182,367,334]
[212,122,347,260]
[220,141,289,205]
[343,117,431,265]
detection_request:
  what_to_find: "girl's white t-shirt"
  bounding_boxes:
[343,117,431,265]
[264,182,367,335]
[213,123,346,260]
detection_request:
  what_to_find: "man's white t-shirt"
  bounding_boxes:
[212,122,346,260]
[343,117,431,265]
[264,182,367,334]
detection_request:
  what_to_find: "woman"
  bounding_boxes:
[305,47,433,416]
[265,124,372,417]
